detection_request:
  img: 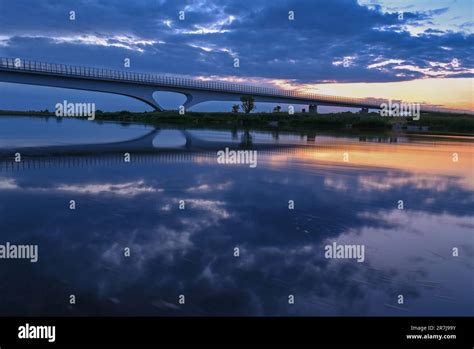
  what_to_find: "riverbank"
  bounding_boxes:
[1,110,473,135]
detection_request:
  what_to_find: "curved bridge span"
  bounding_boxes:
[0,57,470,114]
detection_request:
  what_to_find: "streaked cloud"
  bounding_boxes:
[56,180,163,196]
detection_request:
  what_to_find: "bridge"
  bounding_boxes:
[0,57,470,114]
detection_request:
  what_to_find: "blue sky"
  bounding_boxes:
[0,0,472,112]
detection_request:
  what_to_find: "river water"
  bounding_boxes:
[0,116,472,316]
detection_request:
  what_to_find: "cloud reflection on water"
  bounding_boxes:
[0,128,472,316]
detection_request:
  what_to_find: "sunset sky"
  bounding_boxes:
[0,0,472,112]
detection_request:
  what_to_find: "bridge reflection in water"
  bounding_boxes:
[0,128,321,171]
[1,130,472,190]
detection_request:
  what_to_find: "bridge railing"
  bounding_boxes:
[0,57,467,113]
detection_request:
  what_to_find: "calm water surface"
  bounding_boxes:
[0,116,472,316]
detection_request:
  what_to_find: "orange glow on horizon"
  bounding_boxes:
[194,74,473,112]
[272,77,474,111]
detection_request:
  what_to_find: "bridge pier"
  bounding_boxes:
[309,104,318,113]
[182,90,231,110]
[183,93,209,110]
[132,88,164,111]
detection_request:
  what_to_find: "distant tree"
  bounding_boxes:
[232,104,240,113]
[240,95,256,114]
[273,105,282,113]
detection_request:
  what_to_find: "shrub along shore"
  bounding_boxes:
[1,110,473,136]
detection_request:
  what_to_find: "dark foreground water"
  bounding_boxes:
[0,116,472,316]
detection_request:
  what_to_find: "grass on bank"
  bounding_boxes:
[93,110,474,135]
[1,109,473,135]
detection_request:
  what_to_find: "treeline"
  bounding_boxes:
[91,110,474,134]
[2,109,473,135]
